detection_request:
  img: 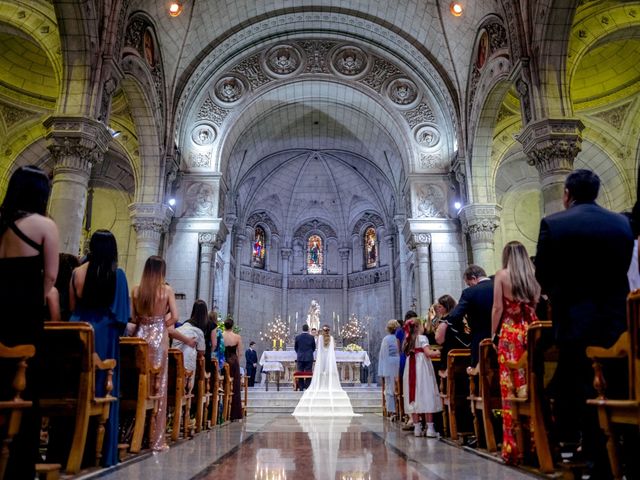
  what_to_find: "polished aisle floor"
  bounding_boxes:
[80,414,542,480]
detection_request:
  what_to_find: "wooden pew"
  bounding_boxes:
[439,349,472,441]
[39,322,117,474]
[242,374,248,418]
[394,376,404,422]
[119,337,161,453]
[209,359,221,427]
[221,363,232,423]
[194,353,211,433]
[0,341,35,480]
[167,348,194,441]
[586,289,640,480]
[505,320,557,473]
[467,339,501,452]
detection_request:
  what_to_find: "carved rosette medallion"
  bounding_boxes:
[387,78,419,107]
[264,45,303,77]
[414,124,440,148]
[214,76,245,104]
[330,46,368,77]
[199,232,214,244]
[191,124,216,146]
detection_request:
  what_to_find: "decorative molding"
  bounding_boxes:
[351,212,384,235]
[189,150,212,168]
[300,40,336,74]
[347,266,390,288]
[415,184,447,218]
[403,102,436,129]
[293,219,338,240]
[288,273,343,289]
[184,182,215,217]
[198,232,214,244]
[240,265,283,288]
[387,78,419,107]
[0,101,38,129]
[414,124,440,147]
[231,54,271,89]
[591,102,632,131]
[214,76,245,104]
[197,97,230,126]
[459,203,501,245]
[191,124,216,146]
[246,210,279,235]
[264,44,303,77]
[330,46,368,77]
[358,58,402,93]
[496,104,516,124]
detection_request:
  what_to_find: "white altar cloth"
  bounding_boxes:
[259,350,371,367]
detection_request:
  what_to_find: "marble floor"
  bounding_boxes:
[77,415,543,480]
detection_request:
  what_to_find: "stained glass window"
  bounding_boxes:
[307,234,323,274]
[252,226,266,268]
[365,227,377,268]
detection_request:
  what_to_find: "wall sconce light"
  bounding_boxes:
[107,127,121,138]
[168,198,176,207]
[450,2,463,16]
[168,1,184,17]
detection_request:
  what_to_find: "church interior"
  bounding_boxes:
[0,0,639,478]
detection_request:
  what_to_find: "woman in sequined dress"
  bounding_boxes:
[131,256,179,451]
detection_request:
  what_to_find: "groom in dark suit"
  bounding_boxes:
[245,341,258,387]
[295,324,316,390]
[535,169,633,476]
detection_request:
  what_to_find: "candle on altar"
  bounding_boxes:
[337,315,340,334]
[272,339,276,350]
[295,312,298,332]
[332,311,336,332]
[279,339,283,350]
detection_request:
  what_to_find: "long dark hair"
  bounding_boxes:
[57,253,80,320]
[83,230,118,309]
[188,299,209,333]
[136,256,166,316]
[0,165,50,235]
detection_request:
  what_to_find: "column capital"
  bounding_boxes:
[517,118,585,178]
[129,202,173,239]
[281,248,293,260]
[407,233,432,252]
[459,203,501,245]
[338,248,350,261]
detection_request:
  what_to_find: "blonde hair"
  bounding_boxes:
[386,319,399,333]
[501,241,540,303]
[135,255,166,316]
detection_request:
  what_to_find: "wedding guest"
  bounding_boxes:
[535,169,633,477]
[172,300,207,373]
[435,294,470,372]
[210,310,225,369]
[222,317,243,420]
[295,324,316,391]
[445,265,494,368]
[67,230,129,466]
[378,319,400,416]
[0,165,59,479]
[245,341,258,387]
[131,255,178,451]
[45,253,80,322]
[402,319,442,437]
[491,241,540,465]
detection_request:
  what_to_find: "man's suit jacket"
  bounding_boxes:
[294,332,316,362]
[446,277,494,365]
[535,202,633,348]
[245,348,258,369]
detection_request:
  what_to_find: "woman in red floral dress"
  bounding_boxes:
[491,240,541,464]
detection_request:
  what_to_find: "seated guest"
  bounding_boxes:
[444,265,493,368]
[69,230,129,466]
[435,294,470,372]
[0,165,59,479]
[378,320,400,416]
[172,300,208,373]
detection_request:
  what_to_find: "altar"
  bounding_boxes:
[258,349,371,385]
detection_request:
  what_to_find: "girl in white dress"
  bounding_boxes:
[402,319,442,437]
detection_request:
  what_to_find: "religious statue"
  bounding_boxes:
[307,299,320,331]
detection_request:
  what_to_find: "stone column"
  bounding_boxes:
[385,234,398,319]
[394,215,410,314]
[339,248,350,321]
[518,118,584,215]
[232,233,246,323]
[281,248,292,319]
[198,232,218,303]
[129,203,173,283]
[44,117,111,254]
[409,234,432,317]
[459,204,501,273]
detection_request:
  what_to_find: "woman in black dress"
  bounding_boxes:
[222,317,243,420]
[0,166,59,479]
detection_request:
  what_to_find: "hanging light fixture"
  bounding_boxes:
[450,2,463,16]
[168,1,183,17]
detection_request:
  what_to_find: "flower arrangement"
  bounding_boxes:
[340,314,366,345]
[344,343,363,352]
[259,315,289,350]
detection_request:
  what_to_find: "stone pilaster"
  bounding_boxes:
[518,118,585,214]
[407,233,432,317]
[339,248,350,322]
[459,203,501,273]
[281,248,292,320]
[129,203,173,283]
[232,233,246,324]
[385,234,399,319]
[198,232,219,303]
[45,116,111,254]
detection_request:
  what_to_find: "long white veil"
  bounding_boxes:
[293,336,358,416]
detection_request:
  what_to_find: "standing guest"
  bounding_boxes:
[131,255,179,451]
[0,165,59,479]
[172,300,207,373]
[535,169,633,477]
[491,241,540,465]
[45,253,81,322]
[434,294,470,372]
[402,319,442,437]
[310,327,318,338]
[397,312,415,430]
[445,265,494,368]
[68,230,129,466]
[209,310,225,370]
[245,341,258,387]
[222,317,243,420]
[295,324,316,391]
[378,319,400,416]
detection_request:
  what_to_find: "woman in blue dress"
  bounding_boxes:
[69,230,130,466]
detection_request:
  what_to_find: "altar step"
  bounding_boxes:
[246,386,382,414]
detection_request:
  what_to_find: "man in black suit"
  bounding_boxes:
[535,169,633,476]
[294,324,316,390]
[445,264,494,368]
[245,341,258,387]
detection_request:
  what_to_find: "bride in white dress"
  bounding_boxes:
[293,326,358,416]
